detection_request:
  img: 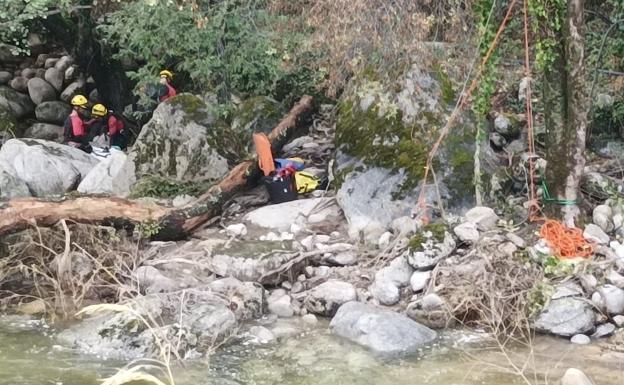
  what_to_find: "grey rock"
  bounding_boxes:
[465,206,499,231]
[244,198,341,232]
[44,68,64,92]
[60,80,85,103]
[54,56,73,72]
[406,231,456,270]
[249,326,275,344]
[330,301,437,355]
[570,334,590,345]
[579,274,598,293]
[583,224,610,245]
[9,76,28,93]
[534,297,596,337]
[325,250,358,266]
[302,313,318,325]
[596,285,624,315]
[58,278,262,360]
[172,194,195,207]
[35,69,46,79]
[77,150,136,198]
[0,86,35,118]
[129,94,231,183]
[560,368,596,385]
[370,280,400,306]
[268,290,294,318]
[591,323,615,338]
[304,280,357,317]
[44,58,59,69]
[35,54,49,67]
[390,216,420,236]
[613,315,624,327]
[0,162,30,198]
[65,66,77,82]
[35,101,71,124]
[0,71,12,85]
[606,270,624,289]
[410,271,431,292]
[0,139,99,197]
[21,68,36,79]
[420,293,445,311]
[24,123,63,142]
[489,132,507,148]
[493,114,518,137]
[551,282,584,300]
[225,223,247,237]
[27,78,56,105]
[506,232,526,248]
[453,221,480,243]
[134,266,178,294]
[593,204,614,233]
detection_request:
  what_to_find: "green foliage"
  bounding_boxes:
[408,223,447,252]
[527,280,554,317]
[136,220,163,239]
[129,175,211,199]
[98,0,315,101]
[0,0,69,54]
[528,0,567,71]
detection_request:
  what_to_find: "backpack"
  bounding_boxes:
[295,171,320,194]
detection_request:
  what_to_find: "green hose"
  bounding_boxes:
[541,180,578,206]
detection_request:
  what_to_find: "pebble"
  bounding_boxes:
[591,323,616,339]
[613,315,624,327]
[570,334,590,345]
[302,314,318,325]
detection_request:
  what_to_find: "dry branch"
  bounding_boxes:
[0,95,315,241]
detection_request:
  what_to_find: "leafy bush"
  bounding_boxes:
[98,0,315,101]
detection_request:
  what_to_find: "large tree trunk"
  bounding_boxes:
[543,0,588,226]
[0,96,315,240]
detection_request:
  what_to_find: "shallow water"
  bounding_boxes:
[0,315,622,385]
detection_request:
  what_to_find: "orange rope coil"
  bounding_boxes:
[539,220,594,259]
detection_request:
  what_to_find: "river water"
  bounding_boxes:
[0,315,622,385]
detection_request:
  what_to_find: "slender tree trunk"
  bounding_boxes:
[544,0,588,226]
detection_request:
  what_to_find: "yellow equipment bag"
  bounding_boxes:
[295,171,320,194]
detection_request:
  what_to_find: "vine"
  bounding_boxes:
[527,0,567,72]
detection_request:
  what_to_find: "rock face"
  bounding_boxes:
[244,197,342,232]
[129,94,231,182]
[77,151,136,197]
[330,301,437,355]
[304,280,357,316]
[34,101,71,125]
[0,139,99,196]
[0,86,35,118]
[27,78,56,105]
[534,297,596,337]
[24,123,64,142]
[58,279,264,360]
[334,59,481,243]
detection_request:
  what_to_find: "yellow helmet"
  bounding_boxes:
[70,94,88,107]
[92,103,108,117]
[159,69,173,80]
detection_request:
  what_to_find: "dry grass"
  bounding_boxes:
[0,222,143,318]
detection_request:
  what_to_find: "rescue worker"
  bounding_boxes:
[63,95,92,153]
[158,69,176,102]
[90,103,128,150]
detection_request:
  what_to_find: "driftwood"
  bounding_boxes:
[0,95,315,240]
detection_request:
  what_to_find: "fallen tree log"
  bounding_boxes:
[0,95,315,240]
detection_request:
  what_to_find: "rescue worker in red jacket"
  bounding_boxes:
[90,103,128,150]
[63,95,92,153]
[158,70,176,102]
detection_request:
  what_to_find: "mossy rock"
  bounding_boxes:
[0,105,18,140]
[231,96,284,134]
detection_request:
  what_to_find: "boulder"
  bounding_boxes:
[560,368,596,385]
[54,56,73,72]
[534,297,596,337]
[23,123,64,142]
[464,206,499,231]
[129,94,233,182]
[60,80,85,103]
[0,71,11,85]
[27,78,56,105]
[21,68,36,79]
[77,150,136,197]
[9,76,28,93]
[44,68,64,92]
[0,86,35,118]
[0,139,99,197]
[249,326,276,344]
[0,162,30,198]
[44,58,59,69]
[231,95,283,134]
[35,54,50,67]
[583,224,610,245]
[591,323,615,338]
[35,68,46,79]
[453,221,480,243]
[593,204,614,233]
[595,285,624,315]
[244,197,341,232]
[58,278,263,360]
[304,280,357,316]
[330,301,437,355]
[489,132,507,148]
[34,101,71,124]
[268,290,294,318]
[65,66,77,82]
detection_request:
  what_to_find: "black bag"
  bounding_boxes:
[263,174,298,204]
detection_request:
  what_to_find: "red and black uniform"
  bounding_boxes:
[63,110,92,153]
[89,112,128,150]
[159,82,177,102]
